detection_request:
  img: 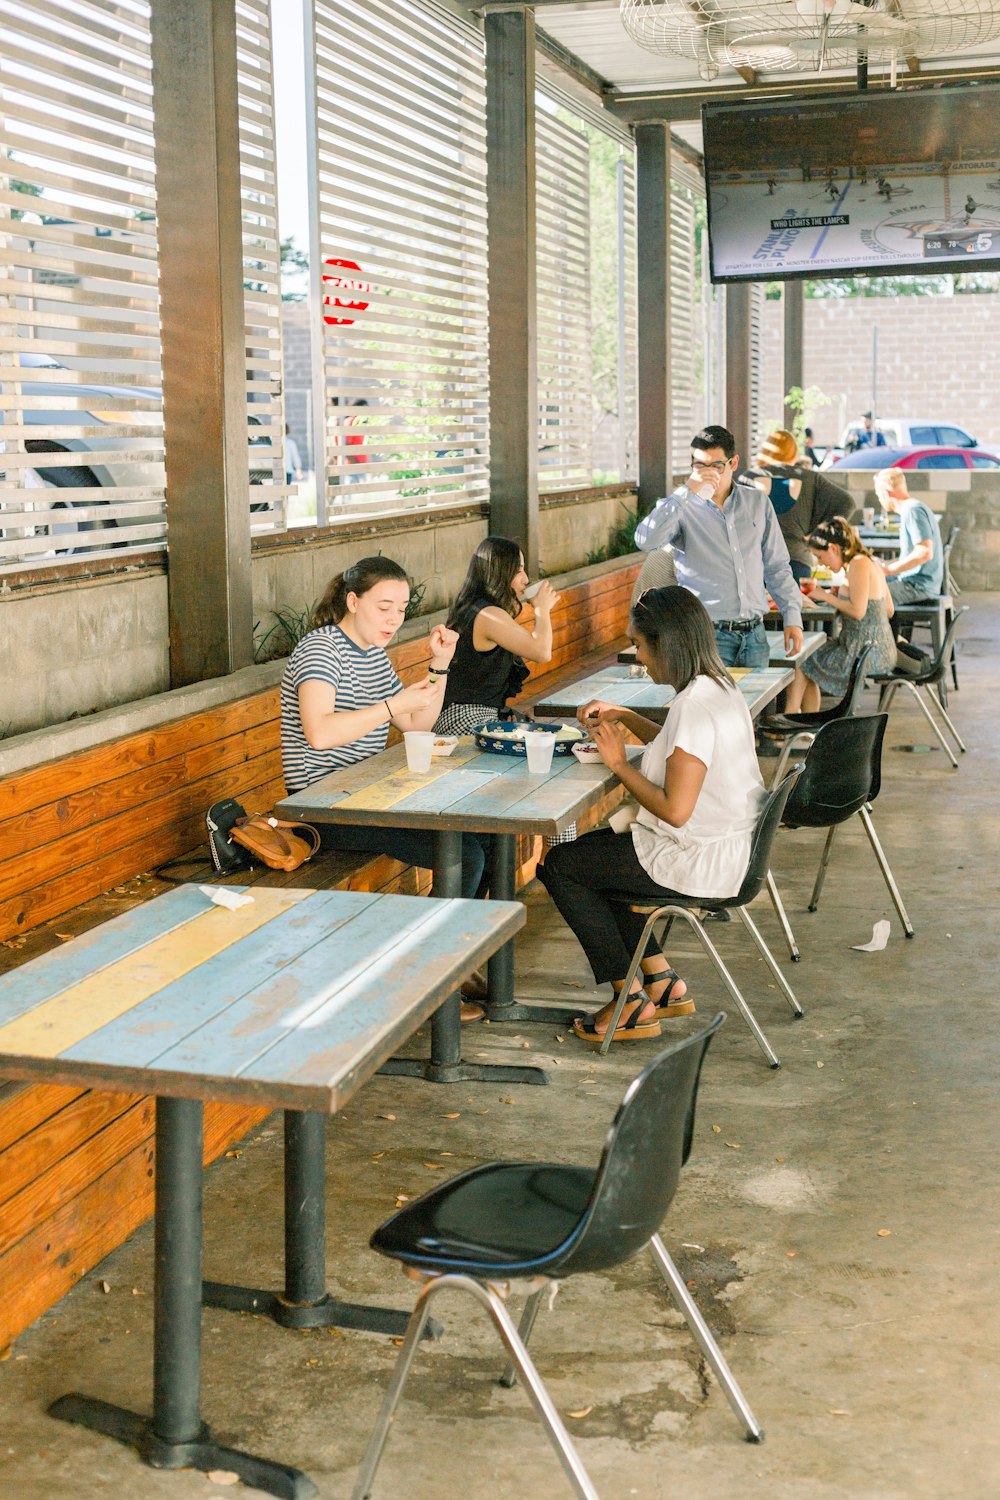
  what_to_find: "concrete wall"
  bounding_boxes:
[0,489,636,738]
[836,467,1000,591]
[757,292,1000,450]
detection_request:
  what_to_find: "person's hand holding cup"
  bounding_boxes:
[800,577,815,596]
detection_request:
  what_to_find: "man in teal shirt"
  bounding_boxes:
[874,468,944,604]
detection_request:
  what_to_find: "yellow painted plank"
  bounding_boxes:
[0,889,310,1059]
[333,766,452,813]
[727,668,752,681]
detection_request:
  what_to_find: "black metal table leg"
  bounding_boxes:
[483,832,582,1028]
[378,829,548,1085]
[51,1097,316,1500]
[203,1110,435,1339]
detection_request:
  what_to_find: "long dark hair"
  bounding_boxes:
[447,536,523,631]
[807,516,872,563]
[312,556,408,628]
[629,586,731,693]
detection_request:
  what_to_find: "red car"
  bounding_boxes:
[828,445,1000,472]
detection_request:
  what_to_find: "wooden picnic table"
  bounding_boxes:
[0,883,522,1498]
[534,656,812,726]
[279,739,629,1063]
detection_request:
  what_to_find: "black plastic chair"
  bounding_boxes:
[870,607,967,769]
[600,769,804,1070]
[759,641,875,783]
[350,1015,762,1500]
[777,714,914,936]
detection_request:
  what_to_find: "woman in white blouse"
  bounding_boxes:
[537,586,765,1045]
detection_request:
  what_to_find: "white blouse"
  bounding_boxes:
[630,674,765,899]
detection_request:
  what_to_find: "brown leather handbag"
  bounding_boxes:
[229,813,322,872]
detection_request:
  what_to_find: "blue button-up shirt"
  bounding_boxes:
[634,482,803,629]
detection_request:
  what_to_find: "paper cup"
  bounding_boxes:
[403,731,434,773]
[522,581,543,600]
[862,507,875,527]
[524,731,555,774]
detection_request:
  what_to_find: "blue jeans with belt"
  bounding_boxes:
[713,620,769,669]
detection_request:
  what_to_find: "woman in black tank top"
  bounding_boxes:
[435,537,561,734]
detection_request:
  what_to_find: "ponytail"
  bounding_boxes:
[312,555,409,628]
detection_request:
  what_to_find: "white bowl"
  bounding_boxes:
[572,742,603,763]
[432,736,458,757]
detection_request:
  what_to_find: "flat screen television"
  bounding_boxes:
[702,83,1000,283]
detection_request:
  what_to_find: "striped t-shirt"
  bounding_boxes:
[280,625,402,794]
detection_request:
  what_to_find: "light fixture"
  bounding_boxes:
[619,0,1000,76]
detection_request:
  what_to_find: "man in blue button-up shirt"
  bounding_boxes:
[634,424,804,668]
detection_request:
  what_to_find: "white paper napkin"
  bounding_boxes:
[852,920,890,952]
[199,885,254,911]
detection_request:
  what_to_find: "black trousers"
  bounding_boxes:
[317,823,493,900]
[537,826,697,985]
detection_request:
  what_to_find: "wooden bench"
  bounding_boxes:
[0,555,640,1352]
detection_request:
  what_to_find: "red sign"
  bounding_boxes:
[322,258,370,326]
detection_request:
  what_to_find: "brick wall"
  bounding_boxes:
[758,293,1000,450]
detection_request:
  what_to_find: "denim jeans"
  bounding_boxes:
[713,620,769,669]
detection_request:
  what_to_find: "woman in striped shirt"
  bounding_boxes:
[280,557,493,920]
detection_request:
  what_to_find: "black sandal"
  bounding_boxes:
[572,992,662,1045]
[644,968,696,1020]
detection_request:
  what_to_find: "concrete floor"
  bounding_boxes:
[2,597,998,1500]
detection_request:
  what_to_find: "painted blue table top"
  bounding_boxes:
[0,884,524,1112]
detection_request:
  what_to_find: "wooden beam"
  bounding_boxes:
[485,7,540,572]
[635,125,672,512]
[150,0,253,687]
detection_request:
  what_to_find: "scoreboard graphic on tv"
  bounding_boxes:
[703,85,1000,283]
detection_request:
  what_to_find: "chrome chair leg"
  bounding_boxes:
[808,824,839,912]
[857,807,915,938]
[598,910,662,1057]
[648,1235,764,1444]
[876,680,899,714]
[771,731,813,786]
[499,1285,546,1388]
[352,1274,600,1500]
[922,685,966,755]
[902,683,959,767]
[675,908,781,1068]
[765,869,800,963]
[351,1281,439,1500]
[736,906,803,1017]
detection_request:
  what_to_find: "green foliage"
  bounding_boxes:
[585,503,639,567]
[280,236,309,302]
[780,384,832,451]
[253,604,316,664]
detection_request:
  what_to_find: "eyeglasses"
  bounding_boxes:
[690,458,730,473]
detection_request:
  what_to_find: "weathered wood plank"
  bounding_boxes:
[0,1086,144,1210]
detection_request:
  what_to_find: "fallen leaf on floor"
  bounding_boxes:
[816,1061,825,1068]
[394,1196,409,1208]
[55,934,74,942]
[376,1113,396,1121]
[775,1156,785,1162]
[423,1162,445,1170]
[207,1470,241,1485]
[100,1281,111,1294]
[391,1337,405,1347]
[566,1407,592,1419]
[681,1242,704,1252]
[555,1034,565,1043]
[724,1142,742,1150]
[521,1042,531,1049]
[711,1125,721,1134]
[441,1112,460,1119]
[877,1228,892,1237]
[371,1151,386,1161]
[786,1252,797,1259]
[439,1151,454,1157]
[501,1096,515,1104]
[829,1410,851,1417]
[224,1149,243,1159]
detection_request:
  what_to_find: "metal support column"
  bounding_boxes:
[725,282,752,466]
[783,280,804,431]
[485,6,539,572]
[635,124,672,513]
[150,0,254,687]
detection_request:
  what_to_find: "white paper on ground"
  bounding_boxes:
[852,919,890,952]
[199,885,254,911]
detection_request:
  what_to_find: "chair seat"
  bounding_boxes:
[372,1162,597,1276]
[759,711,826,735]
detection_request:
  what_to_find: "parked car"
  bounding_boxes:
[1,353,275,556]
[827,445,1000,471]
[841,417,979,451]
